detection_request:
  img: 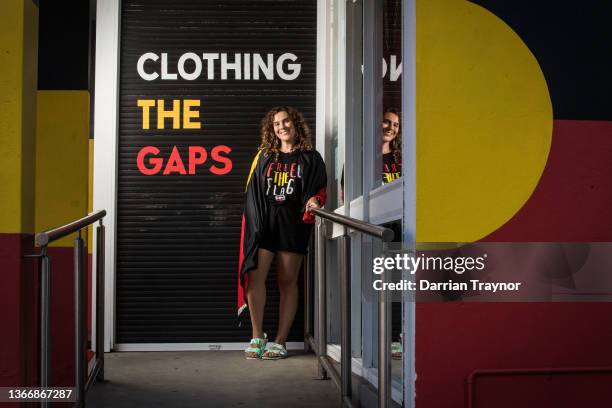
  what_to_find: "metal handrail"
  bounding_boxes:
[34,210,106,408]
[307,207,394,408]
[310,208,394,242]
[35,210,106,246]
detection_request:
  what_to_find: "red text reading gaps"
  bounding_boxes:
[137,145,232,176]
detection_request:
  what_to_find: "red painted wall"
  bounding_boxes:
[415,119,612,407]
[0,237,93,408]
[45,246,93,388]
[413,2,612,403]
[416,303,612,407]
[0,234,38,408]
[485,121,612,242]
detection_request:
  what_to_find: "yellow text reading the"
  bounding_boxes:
[136,99,202,130]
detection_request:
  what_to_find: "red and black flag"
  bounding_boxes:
[236,149,327,322]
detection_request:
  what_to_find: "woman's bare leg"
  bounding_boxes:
[247,249,275,343]
[273,251,303,345]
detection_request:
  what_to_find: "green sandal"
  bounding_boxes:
[261,342,288,360]
[245,334,267,360]
[391,342,402,360]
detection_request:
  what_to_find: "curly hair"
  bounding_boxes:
[384,107,402,163]
[259,106,313,157]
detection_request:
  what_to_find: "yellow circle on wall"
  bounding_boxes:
[416,0,553,242]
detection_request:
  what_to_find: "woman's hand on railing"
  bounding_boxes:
[305,196,321,213]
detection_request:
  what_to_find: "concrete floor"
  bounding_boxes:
[86,351,340,408]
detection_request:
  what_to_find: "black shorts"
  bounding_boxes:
[259,204,313,254]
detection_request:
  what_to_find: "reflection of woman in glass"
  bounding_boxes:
[238,106,327,360]
[340,107,403,199]
[382,107,402,184]
[381,108,403,359]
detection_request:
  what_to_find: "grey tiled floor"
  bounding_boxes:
[86,351,339,408]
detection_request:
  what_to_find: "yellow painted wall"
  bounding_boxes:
[0,0,38,234]
[35,91,90,247]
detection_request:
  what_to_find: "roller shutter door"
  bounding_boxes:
[117,0,316,343]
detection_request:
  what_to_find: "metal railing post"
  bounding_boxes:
[315,219,328,380]
[339,233,352,404]
[33,210,106,405]
[74,233,86,407]
[378,244,392,408]
[96,222,105,380]
[309,208,393,408]
[40,247,50,408]
[304,233,313,352]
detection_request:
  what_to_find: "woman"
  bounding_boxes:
[237,106,327,360]
[382,107,402,184]
[381,107,403,359]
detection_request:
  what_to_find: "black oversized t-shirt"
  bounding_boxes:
[265,151,303,205]
[383,152,402,184]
